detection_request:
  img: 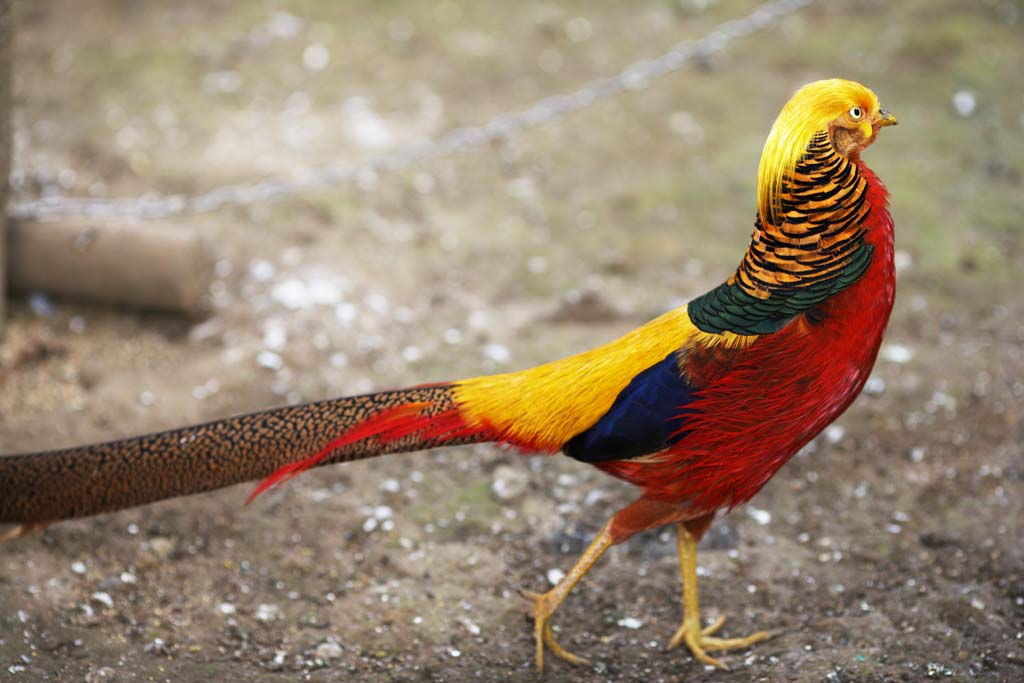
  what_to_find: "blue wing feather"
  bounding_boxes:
[562,352,695,462]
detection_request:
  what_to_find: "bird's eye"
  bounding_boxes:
[849,106,863,120]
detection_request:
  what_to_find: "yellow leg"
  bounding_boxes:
[666,522,771,668]
[524,518,614,672]
[0,522,48,543]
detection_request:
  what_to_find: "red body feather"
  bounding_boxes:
[598,162,894,512]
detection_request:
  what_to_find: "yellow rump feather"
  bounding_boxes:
[453,309,755,450]
[756,79,880,227]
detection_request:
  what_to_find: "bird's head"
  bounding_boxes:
[757,78,897,226]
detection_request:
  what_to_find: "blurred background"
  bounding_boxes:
[0,1,1021,681]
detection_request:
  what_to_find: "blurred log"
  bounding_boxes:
[9,220,213,314]
[0,2,12,332]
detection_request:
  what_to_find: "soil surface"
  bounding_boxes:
[2,1,1022,681]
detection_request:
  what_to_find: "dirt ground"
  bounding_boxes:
[1,1,1022,681]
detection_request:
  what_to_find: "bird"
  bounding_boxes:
[0,78,897,671]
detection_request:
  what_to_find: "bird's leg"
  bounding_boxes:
[525,517,614,671]
[666,514,771,668]
[526,497,695,672]
[0,522,48,543]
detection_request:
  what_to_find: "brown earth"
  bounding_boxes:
[1,1,1022,681]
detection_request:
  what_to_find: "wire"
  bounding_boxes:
[10,0,814,221]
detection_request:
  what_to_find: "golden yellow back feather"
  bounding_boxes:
[452,309,756,450]
[756,79,880,227]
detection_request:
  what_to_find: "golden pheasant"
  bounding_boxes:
[0,78,897,670]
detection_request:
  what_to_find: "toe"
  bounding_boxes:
[543,623,590,666]
[702,615,726,636]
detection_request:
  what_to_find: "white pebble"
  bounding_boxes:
[249,259,276,282]
[262,323,288,351]
[617,617,643,630]
[547,568,566,586]
[863,376,886,395]
[881,344,914,364]
[257,350,284,370]
[91,592,114,609]
[70,561,87,576]
[303,43,330,71]
[747,507,772,525]
[256,603,281,622]
[266,11,303,39]
[824,424,845,444]
[953,90,976,117]
[491,465,528,501]
[483,343,510,364]
[218,602,237,615]
[315,640,343,660]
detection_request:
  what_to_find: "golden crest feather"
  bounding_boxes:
[756,79,880,226]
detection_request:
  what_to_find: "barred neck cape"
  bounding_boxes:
[689,131,873,336]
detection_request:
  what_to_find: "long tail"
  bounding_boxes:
[0,384,491,527]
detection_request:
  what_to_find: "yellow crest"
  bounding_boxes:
[756,79,880,226]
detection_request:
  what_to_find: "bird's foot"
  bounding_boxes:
[0,523,48,543]
[522,589,591,671]
[666,615,771,669]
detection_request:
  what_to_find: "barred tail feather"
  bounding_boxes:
[0,383,489,526]
[248,398,485,502]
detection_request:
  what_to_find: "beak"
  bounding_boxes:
[876,107,898,127]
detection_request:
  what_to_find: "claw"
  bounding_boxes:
[667,617,771,669]
[529,588,591,671]
[0,523,48,543]
[667,614,728,651]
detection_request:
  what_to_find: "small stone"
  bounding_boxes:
[149,537,175,560]
[70,561,87,576]
[547,568,566,586]
[491,465,528,501]
[218,602,237,615]
[881,344,914,364]
[144,637,168,655]
[824,424,845,444]
[315,640,343,660]
[85,666,118,682]
[90,592,114,609]
[249,260,276,281]
[617,616,643,629]
[256,603,281,622]
[266,651,286,671]
[863,376,886,395]
[747,507,772,525]
[952,90,976,117]
[303,43,330,71]
[483,343,510,364]
[257,350,284,370]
